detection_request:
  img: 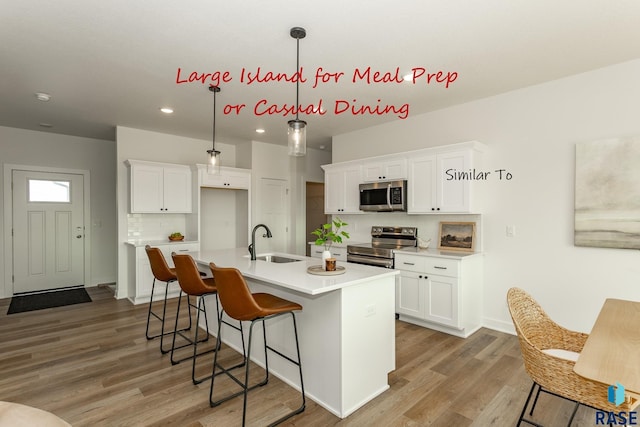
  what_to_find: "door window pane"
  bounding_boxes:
[28,179,71,202]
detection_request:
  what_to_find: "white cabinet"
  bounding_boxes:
[322,164,362,214]
[127,242,200,305]
[361,159,407,182]
[396,269,424,318]
[323,140,485,215]
[127,160,192,213]
[407,150,473,213]
[394,252,482,338]
[199,165,251,190]
[309,244,348,262]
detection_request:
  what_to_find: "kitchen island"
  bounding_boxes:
[189,248,398,419]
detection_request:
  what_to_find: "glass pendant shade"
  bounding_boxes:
[207,85,222,174]
[207,149,221,175]
[288,119,307,156]
[288,27,307,157]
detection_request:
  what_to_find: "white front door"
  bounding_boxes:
[12,170,85,293]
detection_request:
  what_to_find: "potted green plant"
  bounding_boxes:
[311,218,349,269]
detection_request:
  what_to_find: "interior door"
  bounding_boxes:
[12,170,85,293]
[259,178,288,253]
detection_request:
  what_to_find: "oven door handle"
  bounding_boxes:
[386,183,392,210]
[347,254,394,268]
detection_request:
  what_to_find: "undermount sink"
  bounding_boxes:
[256,255,302,263]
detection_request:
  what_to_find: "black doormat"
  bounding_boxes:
[7,287,92,314]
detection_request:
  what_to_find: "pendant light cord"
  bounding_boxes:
[212,87,216,151]
[295,37,300,121]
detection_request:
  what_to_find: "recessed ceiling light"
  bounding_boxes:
[160,107,174,114]
[255,128,265,133]
[39,123,53,128]
[35,92,51,102]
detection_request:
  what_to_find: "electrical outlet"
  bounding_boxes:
[506,225,516,237]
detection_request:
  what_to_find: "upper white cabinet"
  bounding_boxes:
[322,141,485,215]
[408,149,473,213]
[322,164,362,214]
[127,160,192,213]
[361,159,407,182]
[407,142,485,214]
[198,165,251,190]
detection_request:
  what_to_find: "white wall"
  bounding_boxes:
[333,59,640,334]
[0,126,117,296]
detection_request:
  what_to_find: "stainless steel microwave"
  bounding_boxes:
[359,180,407,212]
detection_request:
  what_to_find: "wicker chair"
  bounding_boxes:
[507,287,638,426]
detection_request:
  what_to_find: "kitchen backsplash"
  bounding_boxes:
[333,213,483,251]
[127,213,187,241]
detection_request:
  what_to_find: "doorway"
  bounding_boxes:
[259,178,288,253]
[305,182,327,256]
[4,165,90,297]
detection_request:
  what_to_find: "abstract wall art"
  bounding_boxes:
[575,137,640,249]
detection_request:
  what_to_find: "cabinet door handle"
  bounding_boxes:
[434,266,447,270]
[403,262,415,266]
[178,249,189,252]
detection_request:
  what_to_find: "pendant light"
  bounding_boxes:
[207,85,222,174]
[288,27,307,157]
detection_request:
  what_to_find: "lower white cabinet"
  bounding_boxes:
[308,244,348,262]
[127,242,200,305]
[394,252,482,338]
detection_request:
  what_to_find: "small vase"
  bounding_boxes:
[322,250,332,271]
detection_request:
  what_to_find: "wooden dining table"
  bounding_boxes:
[574,298,640,395]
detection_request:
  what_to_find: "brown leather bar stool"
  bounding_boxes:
[171,253,245,385]
[208,263,305,427]
[144,245,192,353]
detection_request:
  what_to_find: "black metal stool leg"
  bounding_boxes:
[146,277,193,355]
[192,295,216,384]
[162,282,196,354]
[264,312,306,427]
[145,278,158,340]
[210,316,259,408]
[210,312,305,427]
[171,294,213,366]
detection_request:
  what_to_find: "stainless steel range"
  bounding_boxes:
[347,226,418,268]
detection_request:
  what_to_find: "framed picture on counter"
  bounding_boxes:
[438,221,476,252]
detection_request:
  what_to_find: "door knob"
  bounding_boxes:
[76,235,82,238]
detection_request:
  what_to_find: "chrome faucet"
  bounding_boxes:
[248,224,273,260]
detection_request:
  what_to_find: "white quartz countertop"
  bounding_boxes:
[125,239,199,247]
[393,247,482,259]
[189,248,398,296]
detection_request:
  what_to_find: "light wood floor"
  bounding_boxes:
[0,287,600,426]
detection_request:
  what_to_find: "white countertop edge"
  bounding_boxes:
[191,248,398,296]
[241,268,399,295]
[393,247,483,259]
[306,241,366,248]
[125,239,199,247]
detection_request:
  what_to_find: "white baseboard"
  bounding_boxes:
[482,316,515,335]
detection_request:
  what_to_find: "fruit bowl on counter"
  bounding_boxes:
[168,232,184,241]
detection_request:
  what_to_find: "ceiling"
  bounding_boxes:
[2,1,640,151]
